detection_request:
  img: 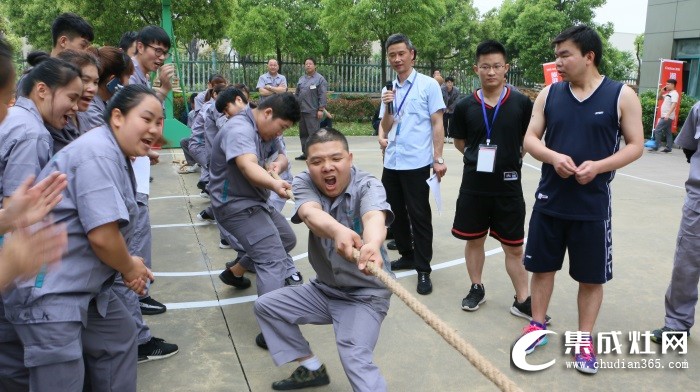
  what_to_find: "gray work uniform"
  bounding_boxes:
[194,90,207,113]
[76,96,107,134]
[201,101,224,184]
[49,121,81,154]
[294,72,327,155]
[256,72,287,104]
[255,167,394,392]
[664,101,700,331]
[187,100,211,181]
[0,96,53,391]
[266,136,293,212]
[209,107,297,295]
[2,125,139,391]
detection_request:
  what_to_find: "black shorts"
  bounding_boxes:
[451,192,525,246]
[523,210,613,284]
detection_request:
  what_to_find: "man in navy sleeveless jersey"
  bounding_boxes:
[519,25,644,374]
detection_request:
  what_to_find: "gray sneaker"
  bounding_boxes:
[272,364,330,390]
[510,296,552,324]
[461,283,485,311]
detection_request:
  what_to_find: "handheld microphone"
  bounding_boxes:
[385,81,394,115]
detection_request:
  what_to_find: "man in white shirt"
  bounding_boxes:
[650,79,680,153]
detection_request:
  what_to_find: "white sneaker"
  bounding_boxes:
[219,239,231,249]
[178,163,199,174]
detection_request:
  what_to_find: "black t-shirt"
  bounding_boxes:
[450,87,533,196]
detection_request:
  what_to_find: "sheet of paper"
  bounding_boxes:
[426,173,442,215]
[132,156,151,195]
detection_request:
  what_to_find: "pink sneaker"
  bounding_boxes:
[521,320,548,354]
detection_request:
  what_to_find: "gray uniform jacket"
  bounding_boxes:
[0,96,53,199]
[675,101,700,213]
[291,167,394,298]
[3,125,138,324]
[294,72,328,113]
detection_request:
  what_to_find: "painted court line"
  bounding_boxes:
[151,222,214,229]
[153,252,309,277]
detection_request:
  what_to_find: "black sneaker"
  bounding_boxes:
[647,147,658,152]
[461,283,485,311]
[196,209,215,222]
[510,296,552,324]
[294,154,307,161]
[272,364,330,390]
[284,272,303,286]
[137,337,179,363]
[139,296,167,315]
[387,240,397,250]
[416,272,432,295]
[219,260,251,289]
[196,181,208,191]
[219,239,231,249]
[651,326,689,344]
[662,147,672,153]
[390,256,415,271]
[255,332,268,350]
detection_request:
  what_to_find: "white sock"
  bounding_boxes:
[299,355,322,371]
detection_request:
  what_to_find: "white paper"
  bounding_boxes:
[425,173,442,215]
[132,156,151,195]
[477,146,496,173]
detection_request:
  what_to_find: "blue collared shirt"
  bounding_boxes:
[379,69,445,170]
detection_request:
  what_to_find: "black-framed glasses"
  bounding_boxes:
[146,44,171,59]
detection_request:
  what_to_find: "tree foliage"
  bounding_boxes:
[0,0,232,50]
[420,0,480,69]
[228,0,328,65]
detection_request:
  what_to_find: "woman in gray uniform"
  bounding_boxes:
[2,84,158,391]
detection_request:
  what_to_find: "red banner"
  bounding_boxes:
[655,59,684,133]
[542,62,560,86]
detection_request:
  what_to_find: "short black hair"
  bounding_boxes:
[475,40,507,62]
[51,13,94,47]
[208,74,226,84]
[137,25,171,49]
[445,76,455,83]
[306,127,349,152]
[257,93,301,123]
[667,79,677,86]
[0,38,14,90]
[552,25,603,67]
[118,31,138,52]
[304,57,316,65]
[215,87,248,113]
[385,33,417,59]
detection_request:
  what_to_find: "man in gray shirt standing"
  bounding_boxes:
[294,57,327,160]
[257,59,288,104]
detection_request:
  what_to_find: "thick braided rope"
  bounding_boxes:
[365,262,523,392]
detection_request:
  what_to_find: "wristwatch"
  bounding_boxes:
[434,157,444,164]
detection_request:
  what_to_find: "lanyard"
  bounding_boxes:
[479,87,507,145]
[394,72,418,117]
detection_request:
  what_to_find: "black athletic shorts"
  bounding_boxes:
[523,210,613,284]
[451,192,525,246]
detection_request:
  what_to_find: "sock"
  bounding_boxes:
[299,355,322,371]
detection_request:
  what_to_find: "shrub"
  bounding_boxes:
[326,95,379,123]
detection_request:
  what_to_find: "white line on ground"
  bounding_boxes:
[151,222,215,229]
[153,253,310,277]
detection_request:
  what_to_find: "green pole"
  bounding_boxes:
[160,0,191,148]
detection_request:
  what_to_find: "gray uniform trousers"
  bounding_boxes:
[664,205,700,330]
[0,300,29,392]
[11,291,137,392]
[298,113,320,155]
[132,193,152,298]
[255,281,389,392]
[214,205,296,295]
[179,137,196,166]
[111,278,151,345]
[186,141,209,182]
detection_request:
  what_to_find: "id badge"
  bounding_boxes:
[476,144,497,173]
[388,120,399,142]
[310,84,317,90]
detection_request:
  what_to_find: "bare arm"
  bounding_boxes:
[235,153,291,198]
[296,201,362,261]
[523,86,578,178]
[431,110,447,179]
[87,222,153,294]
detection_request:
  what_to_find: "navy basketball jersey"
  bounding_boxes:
[533,77,624,220]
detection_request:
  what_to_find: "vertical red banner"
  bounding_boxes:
[655,59,684,133]
[542,62,560,86]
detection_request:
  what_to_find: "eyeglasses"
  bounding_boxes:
[146,44,171,59]
[478,64,506,72]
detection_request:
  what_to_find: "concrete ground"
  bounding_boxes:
[138,136,699,392]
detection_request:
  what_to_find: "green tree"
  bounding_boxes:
[228,0,328,68]
[634,34,644,86]
[320,0,445,83]
[420,0,480,72]
[0,0,62,50]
